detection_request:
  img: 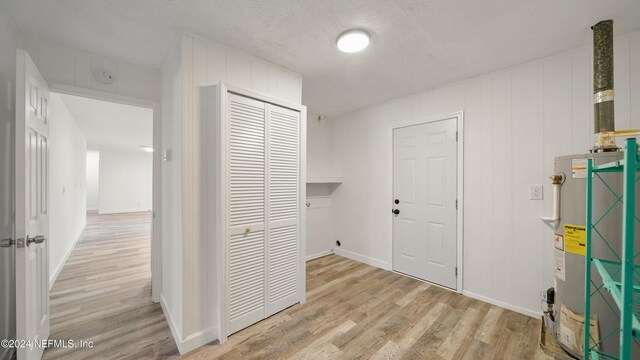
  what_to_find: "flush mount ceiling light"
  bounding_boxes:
[336,29,370,53]
[140,146,154,153]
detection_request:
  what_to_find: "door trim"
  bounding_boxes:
[47,82,162,303]
[389,111,464,293]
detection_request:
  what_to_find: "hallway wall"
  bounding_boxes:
[98,150,153,214]
[86,151,100,211]
[49,93,87,287]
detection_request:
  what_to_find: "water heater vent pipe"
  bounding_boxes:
[541,174,565,223]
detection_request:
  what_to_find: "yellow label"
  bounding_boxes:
[564,224,586,256]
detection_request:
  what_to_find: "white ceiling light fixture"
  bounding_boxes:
[140,146,154,153]
[336,29,370,53]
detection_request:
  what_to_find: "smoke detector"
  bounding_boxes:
[93,69,116,85]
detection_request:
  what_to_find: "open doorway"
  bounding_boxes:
[41,93,167,358]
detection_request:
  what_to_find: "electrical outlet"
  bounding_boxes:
[530,185,543,200]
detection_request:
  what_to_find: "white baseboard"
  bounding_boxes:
[160,294,217,355]
[462,290,541,319]
[306,250,333,261]
[333,248,391,270]
[49,222,86,289]
[87,207,99,211]
[179,326,218,355]
[98,208,152,215]
[160,295,184,353]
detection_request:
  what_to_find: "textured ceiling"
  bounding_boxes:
[3,0,640,116]
[57,93,153,153]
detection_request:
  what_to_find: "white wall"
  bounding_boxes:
[307,114,338,178]
[0,4,17,358]
[331,29,640,317]
[161,39,184,345]
[48,93,87,286]
[160,33,303,354]
[98,151,152,214]
[18,37,160,102]
[306,114,338,259]
[86,151,100,211]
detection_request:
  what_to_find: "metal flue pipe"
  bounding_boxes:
[592,20,617,151]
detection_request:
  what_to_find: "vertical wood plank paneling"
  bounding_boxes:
[191,36,207,334]
[181,34,194,334]
[491,71,513,304]
[510,64,544,311]
[614,36,631,132]
[542,55,573,293]
[431,86,455,115]
[268,66,280,97]
[479,77,494,296]
[206,42,226,85]
[571,48,591,154]
[226,51,252,89]
[461,80,483,293]
[37,43,75,85]
[118,63,149,100]
[277,70,300,104]
[251,60,270,94]
[629,32,640,129]
[613,36,631,134]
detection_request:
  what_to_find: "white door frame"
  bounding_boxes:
[213,82,307,343]
[389,111,464,293]
[47,82,162,302]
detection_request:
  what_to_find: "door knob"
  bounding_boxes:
[392,209,400,215]
[0,238,15,248]
[394,199,400,204]
[26,235,45,246]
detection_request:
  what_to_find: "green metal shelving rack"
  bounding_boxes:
[584,138,640,360]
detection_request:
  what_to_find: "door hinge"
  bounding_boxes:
[455,132,458,142]
[455,199,458,209]
[455,266,458,277]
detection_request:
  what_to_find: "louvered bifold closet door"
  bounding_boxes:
[266,104,301,316]
[226,93,267,334]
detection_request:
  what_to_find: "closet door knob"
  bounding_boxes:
[392,209,400,215]
[245,227,251,233]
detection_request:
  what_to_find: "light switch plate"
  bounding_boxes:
[530,185,543,200]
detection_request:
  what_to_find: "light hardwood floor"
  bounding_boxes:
[44,212,550,359]
[43,211,178,359]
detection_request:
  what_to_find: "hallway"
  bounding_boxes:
[43,212,178,359]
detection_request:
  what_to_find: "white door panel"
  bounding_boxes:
[224,93,302,336]
[393,118,457,289]
[266,104,300,316]
[15,50,50,360]
[226,93,266,335]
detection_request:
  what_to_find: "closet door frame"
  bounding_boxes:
[216,82,306,343]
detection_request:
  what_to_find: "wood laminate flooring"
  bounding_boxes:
[43,211,178,360]
[44,212,550,359]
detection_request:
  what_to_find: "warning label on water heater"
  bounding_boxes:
[572,158,588,178]
[564,224,586,256]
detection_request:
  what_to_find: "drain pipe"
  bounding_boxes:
[541,174,565,223]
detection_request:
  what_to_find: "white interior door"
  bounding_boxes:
[226,93,266,335]
[392,118,457,289]
[266,103,300,316]
[15,50,50,360]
